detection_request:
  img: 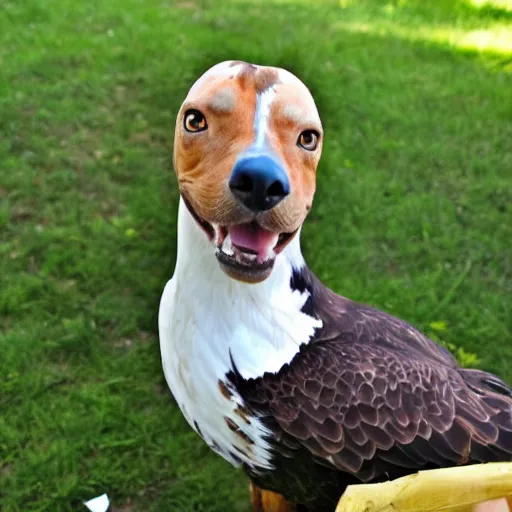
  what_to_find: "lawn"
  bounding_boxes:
[1,0,511,510]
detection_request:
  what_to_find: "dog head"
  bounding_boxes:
[174,61,323,283]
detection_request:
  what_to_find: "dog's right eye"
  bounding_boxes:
[298,130,319,151]
[184,110,208,133]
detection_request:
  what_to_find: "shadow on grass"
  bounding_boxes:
[392,0,512,21]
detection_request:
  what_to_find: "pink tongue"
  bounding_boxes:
[230,223,277,261]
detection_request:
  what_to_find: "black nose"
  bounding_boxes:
[229,155,290,212]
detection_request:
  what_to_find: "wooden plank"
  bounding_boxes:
[336,464,512,512]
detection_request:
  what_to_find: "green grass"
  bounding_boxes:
[1,0,511,510]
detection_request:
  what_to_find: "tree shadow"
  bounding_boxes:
[386,0,512,20]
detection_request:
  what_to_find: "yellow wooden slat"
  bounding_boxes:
[336,463,512,512]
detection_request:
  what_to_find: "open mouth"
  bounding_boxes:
[183,197,294,282]
[216,221,294,281]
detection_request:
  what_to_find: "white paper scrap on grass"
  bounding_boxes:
[84,493,110,512]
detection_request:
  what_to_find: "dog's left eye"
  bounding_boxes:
[298,130,319,151]
[184,110,208,133]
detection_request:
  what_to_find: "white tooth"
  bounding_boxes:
[221,234,234,256]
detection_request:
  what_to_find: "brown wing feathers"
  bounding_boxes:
[237,268,512,483]
[222,269,512,511]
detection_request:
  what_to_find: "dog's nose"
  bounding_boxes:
[229,155,290,212]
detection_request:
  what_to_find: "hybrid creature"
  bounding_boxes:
[159,61,512,511]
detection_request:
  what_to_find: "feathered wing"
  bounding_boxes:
[245,340,512,484]
[237,270,512,486]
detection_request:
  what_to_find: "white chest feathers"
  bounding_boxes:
[158,203,322,470]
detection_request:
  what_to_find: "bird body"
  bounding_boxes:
[159,61,512,511]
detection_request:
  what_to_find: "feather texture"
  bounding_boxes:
[232,267,512,510]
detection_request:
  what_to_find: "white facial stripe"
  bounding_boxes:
[252,68,321,151]
[254,87,276,148]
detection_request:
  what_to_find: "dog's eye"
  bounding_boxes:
[184,110,207,133]
[298,130,319,151]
